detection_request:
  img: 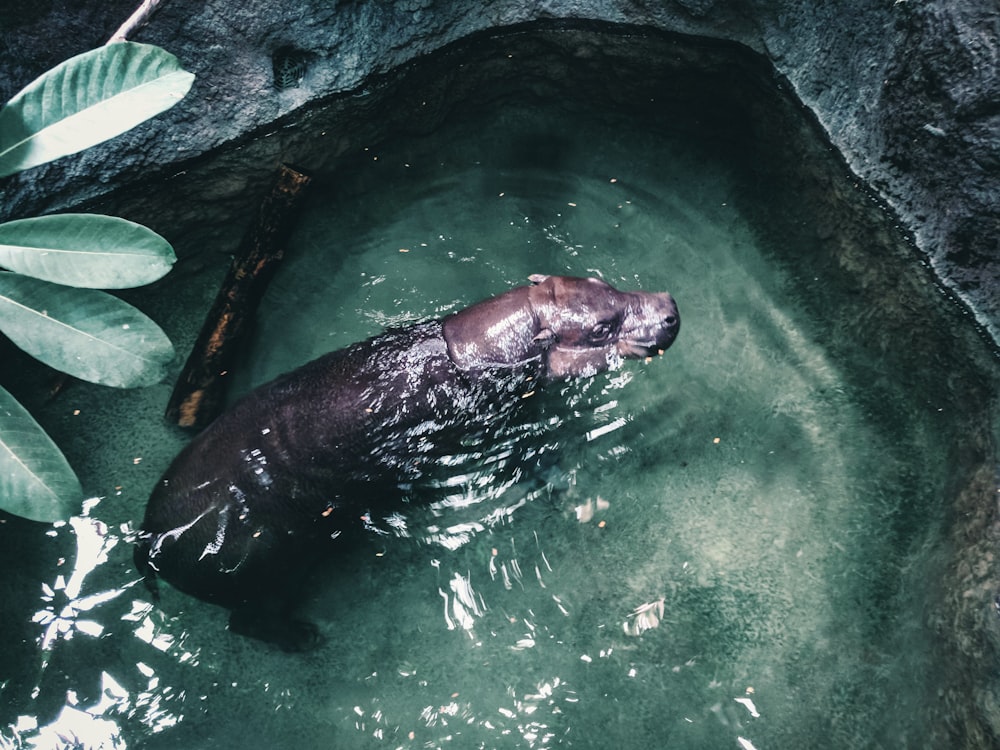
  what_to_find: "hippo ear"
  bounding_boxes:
[528,274,550,285]
[533,328,556,348]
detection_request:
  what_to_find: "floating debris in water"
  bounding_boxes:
[623,597,665,636]
[574,496,610,523]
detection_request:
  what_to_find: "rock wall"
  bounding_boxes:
[0,0,997,343]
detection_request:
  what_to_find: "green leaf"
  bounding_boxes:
[0,214,176,289]
[0,383,82,523]
[0,42,195,177]
[0,273,174,387]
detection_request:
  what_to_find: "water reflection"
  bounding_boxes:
[34,515,127,652]
[14,697,125,750]
[622,597,665,637]
[5,502,196,749]
[439,570,486,633]
[347,671,580,749]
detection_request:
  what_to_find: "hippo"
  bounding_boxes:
[134,274,679,649]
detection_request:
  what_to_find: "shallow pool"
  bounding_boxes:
[1,77,997,749]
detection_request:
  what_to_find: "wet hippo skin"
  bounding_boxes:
[134,274,679,650]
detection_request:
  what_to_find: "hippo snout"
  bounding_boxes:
[663,296,681,346]
[655,292,680,344]
[619,291,680,358]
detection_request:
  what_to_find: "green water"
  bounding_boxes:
[1,102,996,749]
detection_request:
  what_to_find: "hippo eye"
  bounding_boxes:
[588,321,615,344]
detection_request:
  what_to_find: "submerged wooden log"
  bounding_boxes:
[166,163,312,429]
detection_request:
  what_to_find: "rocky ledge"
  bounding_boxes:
[1,0,997,348]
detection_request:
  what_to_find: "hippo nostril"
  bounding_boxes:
[664,315,678,327]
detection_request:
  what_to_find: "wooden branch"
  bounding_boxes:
[166,164,312,429]
[107,0,167,44]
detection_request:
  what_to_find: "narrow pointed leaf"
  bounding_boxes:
[0,273,174,387]
[0,214,176,289]
[0,384,82,523]
[0,43,194,177]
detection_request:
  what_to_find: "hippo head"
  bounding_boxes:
[443,274,680,379]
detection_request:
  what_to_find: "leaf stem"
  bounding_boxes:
[107,0,167,44]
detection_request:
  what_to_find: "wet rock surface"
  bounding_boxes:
[0,1,997,345]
